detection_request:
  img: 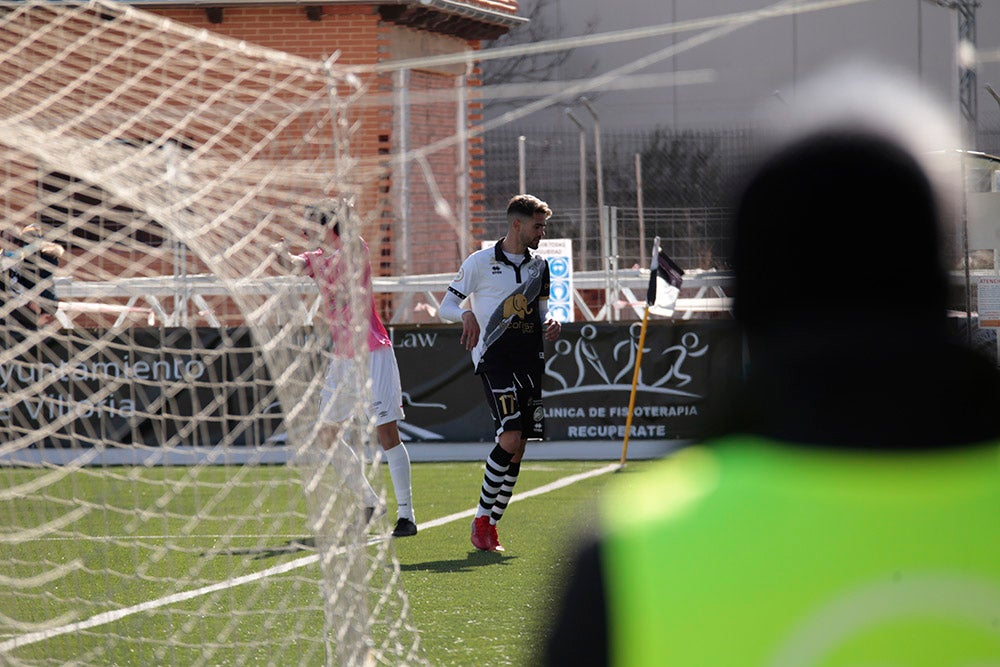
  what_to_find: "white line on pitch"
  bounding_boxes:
[0,463,619,653]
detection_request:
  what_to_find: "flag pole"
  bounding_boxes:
[619,301,650,467]
[620,235,682,468]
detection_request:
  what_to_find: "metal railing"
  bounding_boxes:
[51,269,735,328]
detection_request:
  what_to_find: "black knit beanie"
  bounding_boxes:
[731,130,949,332]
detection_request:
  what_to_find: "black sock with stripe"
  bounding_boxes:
[478,444,513,518]
[491,460,520,523]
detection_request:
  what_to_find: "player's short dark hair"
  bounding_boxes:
[507,194,552,223]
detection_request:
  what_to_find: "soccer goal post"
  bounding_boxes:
[0,1,424,664]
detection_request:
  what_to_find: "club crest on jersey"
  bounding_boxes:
[527,263,540,279]
[502,293,533,320]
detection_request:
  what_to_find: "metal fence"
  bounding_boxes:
[36,115,1000,329]
[467,118,996,285]
[466,119,1000,294]
[478,205,733,273]
[480,126,758,212]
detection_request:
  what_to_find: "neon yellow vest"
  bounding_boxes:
[601,436,1000,666]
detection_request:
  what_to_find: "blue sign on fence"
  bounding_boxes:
[537,239,574,323]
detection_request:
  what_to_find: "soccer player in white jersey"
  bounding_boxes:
[271,199,417,538]
[439,194,562,552]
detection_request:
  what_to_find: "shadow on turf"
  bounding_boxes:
[204,537,317,560]
[207,540,517,568]
[399,550,516,573]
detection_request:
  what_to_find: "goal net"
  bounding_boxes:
[0,1,424,664]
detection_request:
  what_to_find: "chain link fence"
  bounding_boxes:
[387,119,1000,324]
[472,125,756,274]
[474,121,1000,267]
[478,205,733,273]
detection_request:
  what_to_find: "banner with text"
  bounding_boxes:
[394,321,743,442]
[0,328,282,448]
[2,322,742,447]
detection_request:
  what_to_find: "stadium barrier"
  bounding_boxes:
[0,321,743,463]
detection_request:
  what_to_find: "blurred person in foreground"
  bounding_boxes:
[271,199,417,538]
[545,63,1000,666]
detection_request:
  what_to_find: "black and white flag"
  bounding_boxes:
[646,236,684,317]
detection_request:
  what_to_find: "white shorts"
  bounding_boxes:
[319,347,405,427]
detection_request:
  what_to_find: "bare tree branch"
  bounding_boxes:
[480,0,599,111]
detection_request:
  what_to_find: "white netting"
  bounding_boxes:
[0,1,424,664]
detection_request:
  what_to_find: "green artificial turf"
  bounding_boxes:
[0,458,653,665]
[393,461,620,666]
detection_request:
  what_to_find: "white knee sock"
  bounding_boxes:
[339,440,379,508]
[384,443,414,521]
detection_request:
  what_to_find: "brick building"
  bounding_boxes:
[0,0,525,328]
[141,0,524,286]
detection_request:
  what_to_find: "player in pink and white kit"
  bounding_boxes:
[272,199,416,537]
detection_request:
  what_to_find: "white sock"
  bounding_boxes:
[340,439,379,508]
[385,443,414,521]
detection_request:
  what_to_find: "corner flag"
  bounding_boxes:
[646,237,685,317]
[620,237,685,467]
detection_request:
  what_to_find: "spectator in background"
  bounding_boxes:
[0,229,19,321]
[545,64,1000,666]
[11,224,64,330]
[1,224,64,441]
[0,227,23,356]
